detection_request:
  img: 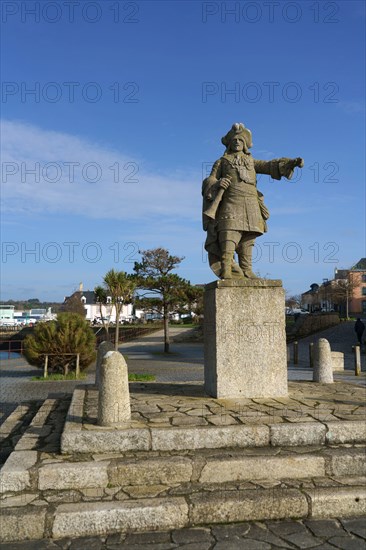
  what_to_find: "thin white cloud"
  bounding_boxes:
[1,120,202,221]
[335,101,365,115]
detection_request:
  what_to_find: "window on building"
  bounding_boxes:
[362,274,366,282]
[363,301,366,314]
[362,287,366,296]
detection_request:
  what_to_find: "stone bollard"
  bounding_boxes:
[331,351,344,371]
[95,341,115,389]
[293,341,298,365]
[313,338,334,383]
[354,345,361,376]
[97,351,131,426]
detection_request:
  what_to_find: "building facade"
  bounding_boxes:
[301,258,366,317]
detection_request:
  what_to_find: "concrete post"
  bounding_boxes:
[75,353,80,378]
[293,341,298,365]
[97,351,131,426]
[43,355,48,378]
[354,345,361,376]
[313,338,333,383]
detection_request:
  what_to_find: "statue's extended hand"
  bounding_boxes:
[293,157,304,168]
[219,177,231,189]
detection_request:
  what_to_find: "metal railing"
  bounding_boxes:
[0,340,24,358]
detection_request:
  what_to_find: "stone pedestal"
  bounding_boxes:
[331,351,344,371]
[313,339,334,383]
[204,279,287,399]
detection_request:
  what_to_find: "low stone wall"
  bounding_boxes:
[287,313,340,341]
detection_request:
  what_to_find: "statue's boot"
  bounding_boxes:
[238,238,258,279]
[219,241,236,279]
[220,252,234,279]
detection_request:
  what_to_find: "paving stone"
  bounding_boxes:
[176,543,211,550]
[69,537,104,549]
[213,540,254,550]
[283,531,323,548]
[0,493,37,507]
[171,416,207,426]
[172,527,213,544]
[123,531,172,544]
[211,523,250,540]
[327,536,366,550]
[44,490,81,503]
[304,519,342,538]
[105,532,124,545]
[245,524,294,547]
[266,520,308,536]
[0,541,60,549]
[123,485,168,498]
[341,518,366,539]
[122,544,176,549]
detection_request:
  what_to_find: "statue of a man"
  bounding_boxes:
[202,122,304,279]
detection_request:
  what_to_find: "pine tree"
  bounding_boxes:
[24,313,96,375]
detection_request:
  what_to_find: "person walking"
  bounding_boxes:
[354,318,365,345]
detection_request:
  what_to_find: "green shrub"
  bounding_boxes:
[24,313,96,375]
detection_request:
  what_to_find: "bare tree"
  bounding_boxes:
[329,278,356,318]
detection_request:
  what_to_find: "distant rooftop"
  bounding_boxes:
[350,258,366,271]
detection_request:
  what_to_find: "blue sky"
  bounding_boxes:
[1,0,365,301]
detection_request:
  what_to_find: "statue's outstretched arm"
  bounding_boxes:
[254,157,304,180]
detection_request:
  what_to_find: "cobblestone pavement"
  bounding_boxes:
[1,323,365,423]
[1,324,365,548]
[1,517,365,549]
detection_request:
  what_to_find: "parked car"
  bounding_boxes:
[287,308,309,315]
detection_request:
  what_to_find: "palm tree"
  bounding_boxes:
[94,285,110,338]
[103,269,136,350]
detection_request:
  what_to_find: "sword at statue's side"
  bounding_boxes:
[203,176,231,220]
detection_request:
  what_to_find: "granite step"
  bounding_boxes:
[0,401,42,466]
[1,388,365,543]
[1,476,365,542]
[61,386,366,454]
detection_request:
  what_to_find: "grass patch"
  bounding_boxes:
[128,373,155,381]
[31,372,87,381]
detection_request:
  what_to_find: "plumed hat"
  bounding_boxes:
[221,123,253,149]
